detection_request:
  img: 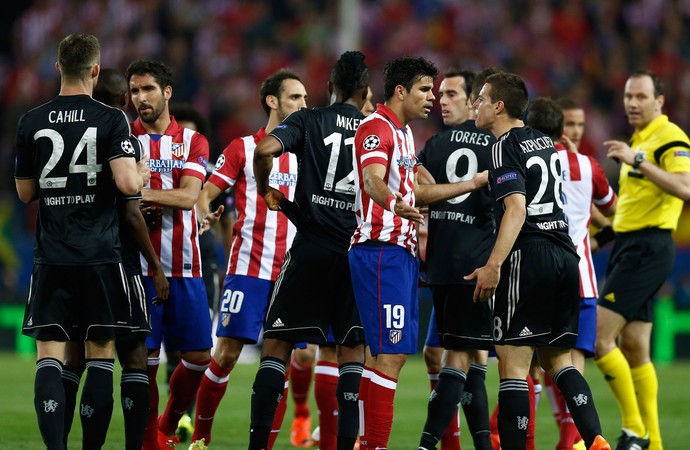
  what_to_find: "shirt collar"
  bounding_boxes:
[633,114,668,143]
[375,103,405,129]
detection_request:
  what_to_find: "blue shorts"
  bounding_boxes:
[424,302,441,349]
[145,277,213,352]
[349,244,419,356]
[216,274,274,343]
[575,297,597,357]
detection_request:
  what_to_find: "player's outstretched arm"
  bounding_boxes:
[362,163,425,224]
[465,193,525,302]
[121,199,169,302]
[415,170,488,206]
[253,135,284,210]
[141,175,203,210]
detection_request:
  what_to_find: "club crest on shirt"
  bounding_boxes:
[397,156,416,171]
[389,329,402,344]
[363,134,381,151]
[171,142,185,158]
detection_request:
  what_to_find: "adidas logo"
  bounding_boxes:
[27,317,33,326]
[272,318,284,328]
[519,327,532,337]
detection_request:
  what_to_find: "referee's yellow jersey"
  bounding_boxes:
[614,114,690,232]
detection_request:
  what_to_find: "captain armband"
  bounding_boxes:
[593,225,616,248]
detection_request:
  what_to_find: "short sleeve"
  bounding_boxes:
[489,138,526,202]
[355,118,393,169]
[183,132,210,181]
[207,138,247,191]
[270,109,308,158]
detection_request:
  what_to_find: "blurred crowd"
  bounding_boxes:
[2,0,690,295]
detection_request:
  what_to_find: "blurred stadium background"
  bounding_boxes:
[1,0,690,383]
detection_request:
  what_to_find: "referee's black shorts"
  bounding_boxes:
[598,228,674,322]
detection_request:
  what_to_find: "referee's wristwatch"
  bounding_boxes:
[632,151,646,169]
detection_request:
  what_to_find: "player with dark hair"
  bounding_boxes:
[249,50,370,450]
[186,69,306,450]
[528,97,617,450]
[15,33,146,450]
[349,56,487,450]
[58,68,169,450]
[416,67,496,450]
[470,72,611,450]
[595,70,690,450]
[127,59,214,449]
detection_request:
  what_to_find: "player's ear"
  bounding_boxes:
[495,100,505,115]
[55,62,60,74]
[163,84,172,101]
[265,94,278,111]
[91,63,100,79]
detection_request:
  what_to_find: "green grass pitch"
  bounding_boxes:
[1,351,688,449]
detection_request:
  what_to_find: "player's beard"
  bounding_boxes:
[139,99,165,124]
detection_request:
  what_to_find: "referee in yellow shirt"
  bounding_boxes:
[596,70,690,450]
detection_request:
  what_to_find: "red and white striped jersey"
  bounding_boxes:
[207,128,297,281]
[558,146,616,298]
[133,117,209,278]
[351,104,418,255]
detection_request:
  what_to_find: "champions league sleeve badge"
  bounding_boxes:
[363,134,381,151]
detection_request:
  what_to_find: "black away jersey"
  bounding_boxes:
[489,126,574,251]
[270,103,364,250]
[417,120,496,284]
[15,95,135,265]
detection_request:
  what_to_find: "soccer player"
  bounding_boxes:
[126,59,214,449]
[415,68,496,450]
[526,97,617,450]
[15,33,145,450]
[349,56,488,450]
[469,72,611,450]
[249,50,370,450]
[60,68,170,450]
[189,69,307,449]
[594,70,690,450]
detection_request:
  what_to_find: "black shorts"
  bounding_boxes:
[116,274,151,341]
[493,241,580,348]
[23,263,131,342]
[431,284,493,350]
[264,236,365,346]
[598,228,674,322]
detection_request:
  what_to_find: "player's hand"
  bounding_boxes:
[604,140,634,165]
[392,192,425,225]
[137,154,151,185]
[560,135,579,154]
[151,266,169,305]
[464,264,499,302]
[197,204,224,235]
[140,203,162,227]
[261,187,285,211]
[473,170,489,189]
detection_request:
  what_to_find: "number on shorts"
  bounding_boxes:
[383,304,405,329]
[221,289,244,314]
[493,316,503,341]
